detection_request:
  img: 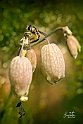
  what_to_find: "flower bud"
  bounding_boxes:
[67,35,81,59]
[41,43,65,84]
[25,49,37,72]
[62,26,72,36]
[9,56,32,101]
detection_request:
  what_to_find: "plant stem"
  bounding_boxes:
[0,92,14,121]
[19,41,24,57]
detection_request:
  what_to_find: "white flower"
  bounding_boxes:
[41,43,65,84]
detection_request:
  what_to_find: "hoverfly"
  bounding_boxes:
[25,24,40,43]
[18,25,46,56]
[25,24,47,42]
[20,25,46,46]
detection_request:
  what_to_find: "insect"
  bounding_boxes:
[25,24,47,43]
[25,25,40,43]
[18,25,47,56]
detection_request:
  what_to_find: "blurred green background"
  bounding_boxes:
[0,0,83,124]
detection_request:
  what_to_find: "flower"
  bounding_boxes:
[25,49,37,72]
[67,35,81,59]
[9,56,32,101]
[41,43,65,84]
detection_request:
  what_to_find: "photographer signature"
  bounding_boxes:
[63,111,75,118]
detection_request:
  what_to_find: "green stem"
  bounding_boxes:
[0,91,14,122]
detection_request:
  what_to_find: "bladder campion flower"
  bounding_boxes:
[67,35,81,59]
[41,43,65,84]
[25,49,37,72]
[9,56,32,101]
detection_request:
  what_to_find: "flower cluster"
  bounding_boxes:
[9,25,81,102]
